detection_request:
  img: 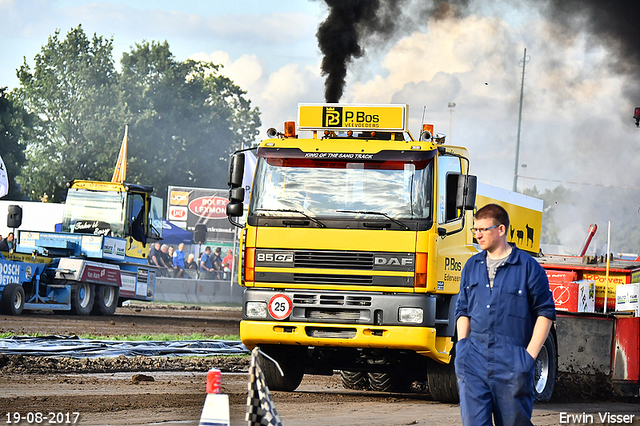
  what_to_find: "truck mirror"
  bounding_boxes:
[456,174,477,211]
[226,202,244,217]
[228,153,245,188]
[229,187,245,203]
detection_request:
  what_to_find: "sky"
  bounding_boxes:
[2,0,640,252]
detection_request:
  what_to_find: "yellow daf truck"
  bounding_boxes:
[226,104,545,402]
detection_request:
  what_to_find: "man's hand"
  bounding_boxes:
[526,317,553,359]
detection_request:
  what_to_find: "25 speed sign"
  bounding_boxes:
[268,294,293,320]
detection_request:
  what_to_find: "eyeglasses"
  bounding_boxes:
[470,225,499,234]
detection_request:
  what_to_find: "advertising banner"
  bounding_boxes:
[167,186,234,242]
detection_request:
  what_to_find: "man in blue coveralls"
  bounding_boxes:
[455,204,556,426]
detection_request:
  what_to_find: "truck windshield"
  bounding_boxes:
[249,157,432,220]
[61,189,126,237]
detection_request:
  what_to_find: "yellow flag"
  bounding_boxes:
[111,125,128,183]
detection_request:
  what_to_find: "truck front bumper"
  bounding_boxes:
[240,320,453,364]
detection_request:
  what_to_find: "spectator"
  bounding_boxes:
[212,247,223,279]
[0,232,14,253]
[222,249,234,279]
[186,253,198,270]
[160,244,174,277]
[172,243,186,278]
[200,246,215,279]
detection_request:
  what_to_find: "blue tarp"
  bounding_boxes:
[161,220,193,245]
[0,335,248,358]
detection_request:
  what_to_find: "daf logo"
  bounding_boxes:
[374,256,413,266]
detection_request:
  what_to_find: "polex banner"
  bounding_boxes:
[167,185,234,242]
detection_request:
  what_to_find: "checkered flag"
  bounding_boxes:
[245,347,284,426]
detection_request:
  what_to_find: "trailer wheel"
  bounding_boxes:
[92,285,119,316]
[340,371,369,390]
[0,283,25,315]
[71,282,94,316]
[534,332,557,402]
[427,345,459,403]
[258,345,305,392]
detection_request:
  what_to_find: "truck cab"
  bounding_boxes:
[227,104,485,401]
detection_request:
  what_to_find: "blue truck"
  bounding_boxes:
[0,180,163,315]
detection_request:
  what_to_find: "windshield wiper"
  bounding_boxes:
[336,210,410,231]
[254,208,326,228]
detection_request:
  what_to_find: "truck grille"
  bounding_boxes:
[295,251,374,270]
[292,293,373,306]
[308,309,361,321]
[293,273,372,285]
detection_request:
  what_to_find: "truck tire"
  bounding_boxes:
[367,372,413,393]
[71,282,94,316]
[258,346,305,392]
[427,353,459,403]
[534,331,557,402]
[0,283,25,315]
[340,371,369,390]
[92,285,119,316]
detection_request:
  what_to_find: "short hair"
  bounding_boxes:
[188,253,194,261]
[161,244,168,250]
[205,246,211,252]
[475,203,510,229]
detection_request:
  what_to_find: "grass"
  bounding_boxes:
[0,332,241,341]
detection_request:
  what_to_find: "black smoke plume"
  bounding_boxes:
[316,0,640,104]
[316,0,406,103]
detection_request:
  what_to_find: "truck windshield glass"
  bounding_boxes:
[62,189,126,237]
[249,157,432,220]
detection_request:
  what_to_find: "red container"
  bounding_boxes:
[546,270,577,283]
[206,368,221,394]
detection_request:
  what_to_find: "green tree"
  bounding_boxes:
[14,25,124,201]
[0,87,31,200]
[119,41,260,200]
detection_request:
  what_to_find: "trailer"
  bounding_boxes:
[538,254,640,397]
[0,180,164,315]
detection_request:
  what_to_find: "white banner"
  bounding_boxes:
[0,154,8,198]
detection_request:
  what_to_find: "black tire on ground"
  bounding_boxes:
[70,282,94,316]
[258,346,305,392]
[534,331,557,402]
[0,283,25,315]
[427,349,459,403]
[367,371,414,393]
[340,371,369,390]
[92,285,120,316]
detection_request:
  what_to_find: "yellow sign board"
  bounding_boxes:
[71,180,126,192]
[476,182,543,254]
[298,104,408,131]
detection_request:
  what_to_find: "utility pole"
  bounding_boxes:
[513,48,530,193]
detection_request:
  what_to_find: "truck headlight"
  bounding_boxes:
[246,301,268,319]
[399,307,423,324]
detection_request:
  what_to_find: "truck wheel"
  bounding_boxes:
[427,352,459,403]
[340,371,369,390]
[0,283,25,315]
[258,346,305,392]
[92,285,119,316]
[367,372,413,393]
[534,332,557,402]
[71,282,94,316]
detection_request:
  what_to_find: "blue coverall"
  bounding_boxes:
[455,244,556,426]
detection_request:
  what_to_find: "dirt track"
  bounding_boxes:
[1,304,638,426]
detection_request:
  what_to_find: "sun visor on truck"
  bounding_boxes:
[257,147,436,164]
